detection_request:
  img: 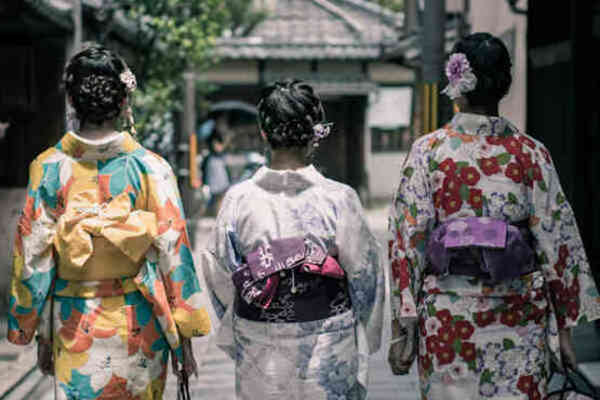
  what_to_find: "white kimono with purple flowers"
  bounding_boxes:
[200,165,384,399]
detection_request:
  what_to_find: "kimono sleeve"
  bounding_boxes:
[336,188,384,355]
[388,140,435,320]
[529,144,600,329]
[198,192,239,358]
[199,192,238,320]
[146,164,211,339]
[8,159,57,345]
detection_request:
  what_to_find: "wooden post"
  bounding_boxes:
[180,71,198,218]
[422,0,445,132]
[423,83,430,134]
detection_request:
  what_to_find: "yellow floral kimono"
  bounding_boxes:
[7,131,211,399]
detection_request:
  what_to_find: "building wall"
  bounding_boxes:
[366,63,415,200]
[201,59,417,201]
[368,151,407,200]
[468,0,528,131]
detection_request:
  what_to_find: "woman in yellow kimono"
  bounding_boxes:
[7,45,211,399]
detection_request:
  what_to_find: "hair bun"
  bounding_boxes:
[257,79,327,150]
[64,45,129,126]
[450,33,512,106]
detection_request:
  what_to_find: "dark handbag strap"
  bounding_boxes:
[548,361,600,400]
[177,370,191,400]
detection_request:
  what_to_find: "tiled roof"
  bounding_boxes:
[216,0,402,60]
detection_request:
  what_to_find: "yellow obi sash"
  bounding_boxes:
[55,190,157,281]
[54,277,139,298]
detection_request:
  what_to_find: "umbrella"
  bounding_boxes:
[208,101,257,116]
[197,119,215,141]
[198,101,259,141]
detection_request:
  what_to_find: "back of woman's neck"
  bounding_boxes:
[269,148,308,171]
[462,104,499,117]
[78,121,119,141]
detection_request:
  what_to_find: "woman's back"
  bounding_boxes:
[408,112,547,225]
[224,165,351,254]
[201,79,384,400]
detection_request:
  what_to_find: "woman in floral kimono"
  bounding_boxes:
[387,33,600,399]
[7,45,211,399]
[200,79,384,399]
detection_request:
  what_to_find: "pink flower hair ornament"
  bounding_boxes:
[311,122,333,148]
[119,69,137,93]
[441,53,478,100]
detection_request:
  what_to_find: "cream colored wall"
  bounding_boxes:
[368,151,407,199]
[200,60,260,84]
[468,0,528,131]
[365,63,414,200]
[369,63,415,84]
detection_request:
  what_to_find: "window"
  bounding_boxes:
[371,127,412,152]
[368,86,413,152]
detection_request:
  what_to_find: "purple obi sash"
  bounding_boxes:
[426,217,535,283]
[232,237,345,309]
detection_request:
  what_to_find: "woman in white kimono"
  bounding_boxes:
[200,79,384,399]
[387,33,600,399]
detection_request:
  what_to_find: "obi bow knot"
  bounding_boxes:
[55,190,158,270]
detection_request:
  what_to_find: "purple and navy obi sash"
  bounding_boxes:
[426,217,535,283]
[232,237,351,322]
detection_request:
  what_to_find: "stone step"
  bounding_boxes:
[0,341,37,398]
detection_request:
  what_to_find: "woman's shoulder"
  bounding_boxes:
[510,130,554,165]
[28,146,67,172]
[411,128,450,153]
[137,148,177,176]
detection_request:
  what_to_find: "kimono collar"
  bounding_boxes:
[252,164,322,195]
[448,113,517,136]
[57,131,141,160]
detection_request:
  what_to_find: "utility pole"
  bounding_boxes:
[180,71,197,216]
[421,0,445,133]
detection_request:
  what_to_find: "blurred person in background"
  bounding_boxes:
[7,45,211,399]
[200,79,384,399]
[201,131,231,215]
[387,33,600,399]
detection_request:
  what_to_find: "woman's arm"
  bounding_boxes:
[528,143,600,331]
[389,139,435,322]
[145,162,211,342]
[336,188,385,355]
[388,139,435,372]
[8,158,57,346]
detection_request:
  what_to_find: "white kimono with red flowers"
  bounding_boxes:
[389,113,600,400]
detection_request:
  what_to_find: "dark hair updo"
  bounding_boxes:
[257,79,326,149]
[64,45,129,125]
[451,32,512,106]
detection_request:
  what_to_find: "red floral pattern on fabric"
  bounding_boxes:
[478,157,501,176]
[505,162,523,183]
[459,166,480,186]
[389,114,599,399]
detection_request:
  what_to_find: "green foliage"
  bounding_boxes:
[113,0,266,150]
[117,0,225,143]
[367,0,405,12]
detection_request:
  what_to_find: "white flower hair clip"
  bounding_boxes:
[119,69,137,93]
[441,53,478,100]
[312,122,333,147]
